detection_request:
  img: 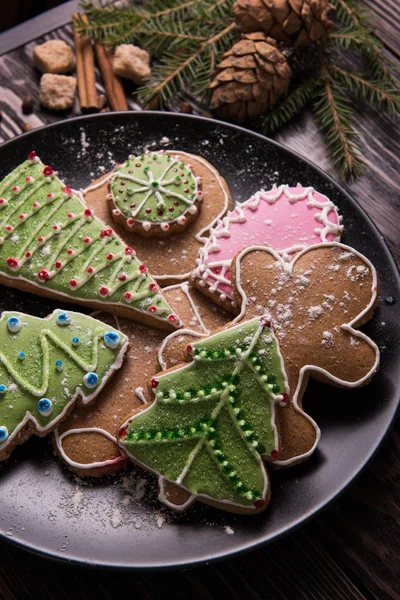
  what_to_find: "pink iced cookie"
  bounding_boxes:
[192,184,343,312]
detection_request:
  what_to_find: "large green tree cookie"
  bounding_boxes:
[0,152,180,329]
[0,309,128,460]
[119,316,289,513]
[108,150,203,236]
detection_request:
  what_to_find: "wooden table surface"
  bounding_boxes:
[0,2,399,598]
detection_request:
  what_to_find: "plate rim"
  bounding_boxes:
[0,111,399,570]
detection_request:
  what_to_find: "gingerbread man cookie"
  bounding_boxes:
[0,309,128,462]
[231,242,379,465]
[0,152,180,330]
[54,283,231,477]
[193,184,343,312]
[82,150,232,285]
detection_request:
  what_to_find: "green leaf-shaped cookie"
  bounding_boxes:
[0,309,128,460]
[120,316,289,512]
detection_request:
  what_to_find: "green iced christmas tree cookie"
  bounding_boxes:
[0,152,180,329]
[119,316,289,512]
[0,309,128,460]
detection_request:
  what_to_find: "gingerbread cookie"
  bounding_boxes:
[119,316,290,514]
[108,151,203,237]
[231,242,379,465]
[54,283,231,477]
[0,152,180,330]
[193,184,343,312]
[0,309,128,462]
[82,150,232,285]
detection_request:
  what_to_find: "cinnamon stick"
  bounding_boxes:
[95,44,128,111]
[73,14,98,112]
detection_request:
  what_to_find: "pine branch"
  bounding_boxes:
[330,66,400,114]
[138,22,237,108]
[330,0,366,28]
[260,79,319,134]
[314,52,364,181]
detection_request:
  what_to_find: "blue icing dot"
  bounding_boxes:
[0,385,6,394]
[56,312,71,326]
[38,398,53,417]
[55,360,63,372]
[18,351,26,360]
[103,331,120,349]
[7,317,22,333]
[72,337,80,347]
[83,372,98,389]
[0,426,8,442]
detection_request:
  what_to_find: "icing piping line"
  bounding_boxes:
[233,241,379,466]
[54,427,128,470]
[0,310,129,452]
[163,282,209,333]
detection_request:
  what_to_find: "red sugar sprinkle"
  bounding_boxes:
[67,213,73,218]
[55,261,62,269]
[106,253,113,260]
[127,218,135,225]
[6,258,18,269]
[33,202,39,208]
[0,199,5,204]
[271,450,279,460]
[86,267,94,274]
[38,236,44,243]
[254,499,265,509]
[139,264,147,273]
[5,225,13,232]
[11,186,19,192]
[38,269,50,281]
[100,229,113,238]
[47,193,53,198]
[42,166,54,176]
[118,273,127,281]
[53,225,59,231]
[83,237,90,244]
[125,247,134,255]
[148,305,157,313]
[99,286,109,297]
[281,393,289,404]
[69,279,77,288]
[187,344,194,354]
[118,426,128,440]
[67,249,73,255]
[84,208,93,217]
[149,283,157,292]
[19,214,25,220]
[168,314,178,324]
[28,151,37,161]
[64,186,72,195]
[25,251,32,258]
[151,378,159,389]
[124,292,132,301]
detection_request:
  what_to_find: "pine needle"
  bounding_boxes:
[260,79,319,134]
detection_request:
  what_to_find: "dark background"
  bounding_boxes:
[1,0,68,32]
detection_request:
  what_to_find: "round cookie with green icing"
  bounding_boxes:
[0,309,128,462]
[119,316,290,514]
[108,150,203,237]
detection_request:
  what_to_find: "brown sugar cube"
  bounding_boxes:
[33,40,75,74]
[39,74,77,110]
[112,44,151,85]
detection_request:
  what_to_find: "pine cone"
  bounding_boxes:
[209,33,292,124]
[233,0,335,47]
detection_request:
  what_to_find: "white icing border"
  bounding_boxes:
[233,241,380,466]
[54,427,128,470]
[193,184,344,303]
[0,309,129,454]
[82,151,231,283]
[120,317,289,512]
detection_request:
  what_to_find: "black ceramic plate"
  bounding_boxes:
[0,113,398,569]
